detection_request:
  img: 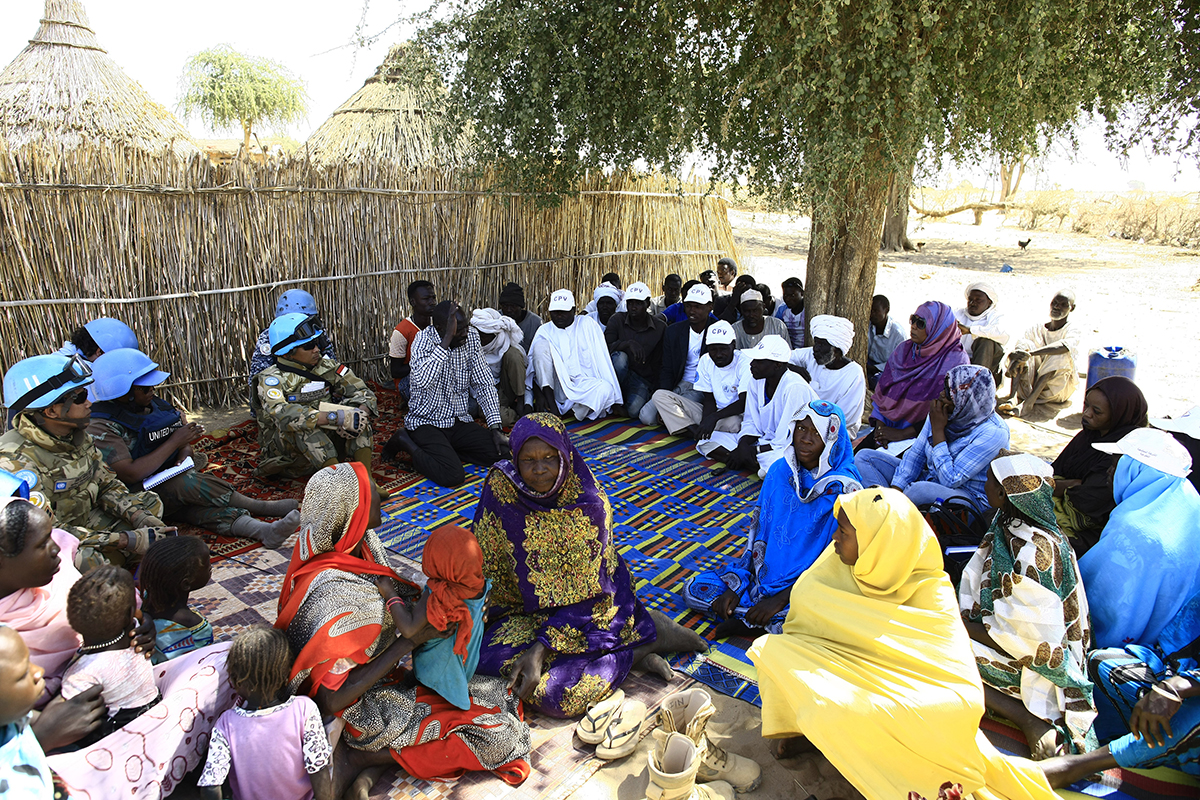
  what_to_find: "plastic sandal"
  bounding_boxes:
[577,689,625,744]
[596,699,650,760]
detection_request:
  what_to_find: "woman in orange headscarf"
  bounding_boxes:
[275,462,530,795]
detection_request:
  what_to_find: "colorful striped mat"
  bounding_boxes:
[374,417,766,706]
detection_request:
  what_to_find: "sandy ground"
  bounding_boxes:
[185,209,1197,799]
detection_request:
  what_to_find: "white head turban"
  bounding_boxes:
[965,282,999,307]
[810,315,854,354]
[593,282,623,304]
[470,308,525,379]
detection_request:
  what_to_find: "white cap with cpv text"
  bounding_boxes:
[548,289,576,312]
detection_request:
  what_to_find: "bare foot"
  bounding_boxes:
[330,744,394,799]
[346,765,387,800]
[769,736,818,759]
[639,653,674,681]
[648,609,708,654]
[1023,720,1062,761]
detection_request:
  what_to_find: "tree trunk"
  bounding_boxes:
[881,168,916,251]
[807,173,891,366]
[241,120,253,158]
[999,157,1027,201]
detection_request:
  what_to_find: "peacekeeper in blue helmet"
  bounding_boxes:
[87,349,301,548]
[0,353,175,571]
[56,317,139,361]
[248,290,337,403]
[254,313,378,480]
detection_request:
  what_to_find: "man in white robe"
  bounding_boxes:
[953,282,1009,385]
[720,335,816,477]
[527,289,621,421]
[1001,289,1081,418]
[788,314,866,438]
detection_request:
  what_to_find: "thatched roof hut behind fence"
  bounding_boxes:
[302,44,473,168]
[0,0,200,160]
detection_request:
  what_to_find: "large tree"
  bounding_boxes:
[418,0,1172,360]
[178,45,307,153]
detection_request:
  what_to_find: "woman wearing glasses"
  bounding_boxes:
[862,300,969,450]
[0,353,173,571]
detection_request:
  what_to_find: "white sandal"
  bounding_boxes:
[577,689,625,744]
[595,699,650,760]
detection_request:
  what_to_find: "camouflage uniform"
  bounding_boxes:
[254,355,377,478]
[0,414,166,571]
[88,413,247,536]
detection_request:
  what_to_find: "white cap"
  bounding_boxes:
[1093,427,1193,479]
[548,289,576,312]
[748,334,792,364]
[625,281,652,302]
[706,321,735,345]
[739,289,763,305]
[1151,405,1200,440]
[684,284,713,304]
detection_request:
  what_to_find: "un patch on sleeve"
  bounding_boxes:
[54,480,67,491]
[14,469,38,489]
[264,376,280,386]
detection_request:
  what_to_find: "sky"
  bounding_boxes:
[3,0,1199,194]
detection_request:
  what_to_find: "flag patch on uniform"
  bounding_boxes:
[54,481,67,491]
[336,365,349,377]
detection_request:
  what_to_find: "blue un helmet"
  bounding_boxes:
[268,313,324,356]
[3,354,94,417]
[83,318,139,355]
[89,349,171,402]
[275,290,319,318]
[0,469,31,499]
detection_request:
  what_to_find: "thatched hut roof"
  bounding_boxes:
[0,0,200,159]
[303,44,472,168]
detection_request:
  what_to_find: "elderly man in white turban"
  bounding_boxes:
[527,289,622,420]
[788,314,866,437]
[953,282,1009,385]
[584,282,624,332]
[470,308,527,425]
[722,335,816,477]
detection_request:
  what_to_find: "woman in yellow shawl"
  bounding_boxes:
[748,488,1058,800]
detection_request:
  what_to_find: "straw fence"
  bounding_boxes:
[0,146,739,408]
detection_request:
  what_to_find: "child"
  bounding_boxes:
[61,567,160,744]
[198,626,333,800]
[138,536,214,662]
[0,625,62,799]
[375,525,489,710]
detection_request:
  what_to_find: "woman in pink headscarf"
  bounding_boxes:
[865,301,969,448]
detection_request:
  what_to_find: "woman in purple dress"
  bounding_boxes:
[472,413,705,718]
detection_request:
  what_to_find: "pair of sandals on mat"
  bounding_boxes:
[577,689,652,759]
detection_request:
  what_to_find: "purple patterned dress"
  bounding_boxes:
[472,413,657,718]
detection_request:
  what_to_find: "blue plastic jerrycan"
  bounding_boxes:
[1087,347,1136,389]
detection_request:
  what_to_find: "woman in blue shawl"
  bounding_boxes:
[684,400,863,637]
[1040,587,1200,786]
[1078,428,1200,650]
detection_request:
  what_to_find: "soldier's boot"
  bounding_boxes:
[656,688,761,792]
[646,733,735,800]
[230,492,300,518]
[231,511,301,549]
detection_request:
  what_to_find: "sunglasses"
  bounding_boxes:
[66,389,89,406]
[909,315,926,330]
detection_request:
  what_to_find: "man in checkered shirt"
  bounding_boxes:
[382,301,511,487]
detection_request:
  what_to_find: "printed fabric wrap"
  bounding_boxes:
[959,455,1097,753]
[275,462,531,784]
[473,413,656,718]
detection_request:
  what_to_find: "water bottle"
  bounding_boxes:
[1087,347,1137,389]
